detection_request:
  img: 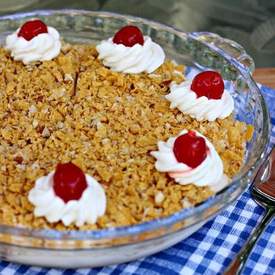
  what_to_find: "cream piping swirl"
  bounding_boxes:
[166,80,234,121]
[96,36,165,74]
[28,172,106,227]
[151,130,226,188]
[5,26,61,65]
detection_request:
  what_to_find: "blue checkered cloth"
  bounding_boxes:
[1,85,275,275]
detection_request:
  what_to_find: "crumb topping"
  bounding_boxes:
[0,44,253,230]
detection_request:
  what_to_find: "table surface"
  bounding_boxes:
[254,68,275,89]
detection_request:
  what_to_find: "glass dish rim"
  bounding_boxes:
[0,9,270,241]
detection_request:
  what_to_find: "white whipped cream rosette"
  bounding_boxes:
[96,36,165,74]
[5,24,61,65]
[28,172,106,227]
[151,130,228,190]
[166,79,234,122]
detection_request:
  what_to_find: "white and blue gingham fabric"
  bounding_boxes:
[1,84,275,275]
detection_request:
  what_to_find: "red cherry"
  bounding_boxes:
[53,163,87,203]
[113,25,144,47]
[173,131,208,168]
[18,19,48,41]
[191,71,224,99]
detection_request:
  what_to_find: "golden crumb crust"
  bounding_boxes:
[0,44,253,230]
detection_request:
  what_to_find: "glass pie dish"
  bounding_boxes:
[0,10,270,268]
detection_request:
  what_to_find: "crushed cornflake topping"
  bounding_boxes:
[0,44,252,230]
[64,73,74,82]
[32,119,39,128]
[155,191,165,205]
[29,105,37,114]
[181,198,192,208]
[41,127,51,138]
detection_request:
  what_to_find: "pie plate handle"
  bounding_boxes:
[188,31,255,75]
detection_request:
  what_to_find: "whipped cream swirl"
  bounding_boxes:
[5,26,61,65]
[151,130,226,188]
[96,36,165,74]
[28,172,106,227]
[166,80,234,121]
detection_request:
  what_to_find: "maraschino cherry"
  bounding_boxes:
[173,131,208,168]
[191,71,224,99]
[53,162,87,203]
[18,19,48,41]
[113,25,144,47]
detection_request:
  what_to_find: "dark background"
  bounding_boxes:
[1,0,275,67]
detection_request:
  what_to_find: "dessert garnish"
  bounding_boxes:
[151,130,227,188]
[5,19,61,64]
[191,71,224,99]
[18,19,48,41]
[28,162,106,227]
[166,71,234,121]
[53,162,88,203]
[96,25,165,74]
[173,130,207,168]
[113,25,144,47]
